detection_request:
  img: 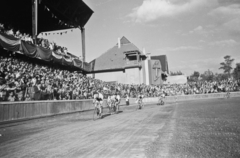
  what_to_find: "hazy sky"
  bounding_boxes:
[39,0,240,76]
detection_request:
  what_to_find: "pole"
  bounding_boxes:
[32,0,38,44]
[81,27,85,70]
[139,67,141,84]
[35,0,38,40]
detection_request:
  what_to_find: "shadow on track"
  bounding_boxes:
[101,113,111,119]
[101,111,123,119]
[116,111,123,114]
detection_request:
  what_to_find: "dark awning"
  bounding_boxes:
[0,0,93,35]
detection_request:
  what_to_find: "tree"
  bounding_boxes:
[219,55,234,77]
[232,63,240,79]
[213,73,228,81]
[188,71,200,82]
[200,69,214,81]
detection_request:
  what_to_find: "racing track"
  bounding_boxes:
[1,97,240,158]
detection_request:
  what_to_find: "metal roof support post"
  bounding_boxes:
[80,27,86,70]
[137,54,141,84]
[32,0,38,44]
[139,67,141,84]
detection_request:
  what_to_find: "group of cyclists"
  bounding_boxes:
[93,90,122,119]
[92,87,232,119]
[92,90,149,119]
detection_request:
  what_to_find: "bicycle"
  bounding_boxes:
[157,97,165,105]
[137,99,143,110]
[115,99,121,113]
[226,91,230,99]
[93,101,103,120]
[108,100,116,115]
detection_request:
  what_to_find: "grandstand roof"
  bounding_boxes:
[0,0,93,35]
[89,36,143,73]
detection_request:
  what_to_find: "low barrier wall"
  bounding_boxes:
[0,92,240,123]
[143,92,240,103]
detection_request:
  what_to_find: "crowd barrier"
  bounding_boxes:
[143,92,240,103]
[0,92,240,123]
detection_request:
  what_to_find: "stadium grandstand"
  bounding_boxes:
[0,0,239,102]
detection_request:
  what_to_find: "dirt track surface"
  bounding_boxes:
[1,97,240,158]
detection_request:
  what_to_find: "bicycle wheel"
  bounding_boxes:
[108,105,111,114]
[113,105,116,113]
[93,107,97,121]
[98,106,103,119]
[136,102,139,110]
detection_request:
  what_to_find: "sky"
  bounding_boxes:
[39,0,240,76]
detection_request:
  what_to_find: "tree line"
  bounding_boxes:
[187,55,240,82]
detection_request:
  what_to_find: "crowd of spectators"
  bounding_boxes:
[36,38,70,57]
[0,49,240,102]
[0,23,75,58]
[0,23,34,44]
[1,22,240,101]
[0,51,102,101]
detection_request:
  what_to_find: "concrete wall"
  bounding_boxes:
[164,75,187,84]
[149,60,163,85]
[0,92,240,123]
[0,100,92,123]
[142,92,240,103]
[93,71,126,83]
[125,68,141,84]
[0,99,126,123]
[94,68,142,84]
[142,58,164,85]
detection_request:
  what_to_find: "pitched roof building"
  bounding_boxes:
[89,36,145,73]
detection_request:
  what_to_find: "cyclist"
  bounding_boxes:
[115,92,121,112]
[107,95,112,113]
[158,89,165,105]
[109,92,117,114]
[225,85,230,99]
[136,93,144,109]
[93,90,104,118]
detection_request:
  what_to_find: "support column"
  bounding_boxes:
[139,67,141,84]
[81,27,86,69]
[32,0,38,44]
[144,53,150,85]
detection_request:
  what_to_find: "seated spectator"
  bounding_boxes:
[8,92,15,102]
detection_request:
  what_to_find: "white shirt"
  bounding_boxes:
[98,93,104,99]
[116,95,120,100]
[110,95,116,101]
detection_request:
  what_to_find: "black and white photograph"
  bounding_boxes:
[0,0,240,157]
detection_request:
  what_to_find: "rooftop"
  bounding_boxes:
[90,36,143,72]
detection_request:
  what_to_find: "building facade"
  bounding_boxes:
[89,37,168,85]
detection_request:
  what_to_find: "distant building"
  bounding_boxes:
[89,37,169,85]
[164,75,187,84]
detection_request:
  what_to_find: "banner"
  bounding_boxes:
[0,32,21,52]
[52,51,62,64]
[36,46,52,61]
[20,41,37,58]
[20,41,52,61]
[0,32,89,70]
[73,59,82,68]
[63,56,73,66]
[84,62,92,71]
